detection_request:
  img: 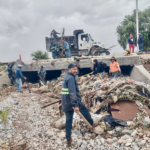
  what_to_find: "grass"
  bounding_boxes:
[0,107,9,124]
[0,66,6,72]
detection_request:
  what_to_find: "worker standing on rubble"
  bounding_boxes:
[138,33,144,51]
[38,66,46,86]
[128,34,135,53]
[15,64,26,92]
[109,57,121,78]
[62,39,72,58]
[7,64,15,86]
[50,43,58,59]
[61,63,93,147]
[92,59,107,78]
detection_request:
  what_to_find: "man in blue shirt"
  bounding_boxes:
[15,64,26,92]
[38,66,46,86]
[7,64,15,86]
[62,39,72,58]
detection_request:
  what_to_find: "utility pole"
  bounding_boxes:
[136,0,139,51]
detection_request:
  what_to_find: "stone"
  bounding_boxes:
[118,139,123,144]
[115,127,123,132]
[58,131,65,138]
[46,130,55,137]
[56,138,62,145]
[77,139,82,146]
[139,140,146,146]
[138,133,143,138]
[126,139,133,143]
[107,138,113,144]
[125,142,131,146]
[82,140,87,145]
[131,130,137,137]
[122,129,130,134]
[89,140,94,146]
[132,146,139,150]
[96,139,101,145]
[100,138,105,144]
[93,126,104,134]
[113,137,118,142]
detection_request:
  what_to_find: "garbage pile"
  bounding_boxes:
[141,58,150,73]
[0,75,150,149]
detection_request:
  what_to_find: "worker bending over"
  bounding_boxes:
[7,64,15,86]
[92,59,107,78]
[61,63,93,147]
[50,43,59,59]
[15,64,26,92]
[62,39,72,58]
[109,57,121,78]
[38,66,46,86]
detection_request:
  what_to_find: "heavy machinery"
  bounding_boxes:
[45,29,116,57]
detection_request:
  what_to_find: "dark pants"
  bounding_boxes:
[112,71,119,78]
[139,43,143,51]
[8,75,15,86]
[65,107,93,140]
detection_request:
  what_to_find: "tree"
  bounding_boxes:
[117,7,150,51]
[31,50,49,60]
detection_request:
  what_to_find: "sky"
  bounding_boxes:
[0,0,149,62]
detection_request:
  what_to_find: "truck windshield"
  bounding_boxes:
[89,34,94,41]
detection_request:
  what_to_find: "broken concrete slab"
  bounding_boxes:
[13,54,139,72]
[130,65,150,84]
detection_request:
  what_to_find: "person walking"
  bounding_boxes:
[38,66,46,86]
[128,34,135,53]
[61,63,93,147]
[15,64,26,92]
[62,39,72,58]
[109,57,121,78]
[138,33,144,51]
[92,59,107,78]
[7,64,15,86]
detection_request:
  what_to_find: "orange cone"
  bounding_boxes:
[19,54,22,61]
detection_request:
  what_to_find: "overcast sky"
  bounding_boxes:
[0,0,149,62]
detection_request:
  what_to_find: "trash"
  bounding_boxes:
[104,116,127,127]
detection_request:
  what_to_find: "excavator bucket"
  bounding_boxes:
[126,49,132,56]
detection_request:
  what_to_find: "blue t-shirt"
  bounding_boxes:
[38,69,46,78]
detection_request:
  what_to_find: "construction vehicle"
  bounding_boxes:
[45,29,116,57]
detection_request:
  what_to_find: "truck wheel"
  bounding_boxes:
[91,49,102,56]
[105,51,110,55]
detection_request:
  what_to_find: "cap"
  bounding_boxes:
[18,64,22,67]
[41,66,44,68]
[68,63,77,69]
[110,56,116,61]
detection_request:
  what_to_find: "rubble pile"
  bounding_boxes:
[0,75,150,149]
[141,58,150,73]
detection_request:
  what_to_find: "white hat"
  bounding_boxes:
[18,64,22,67]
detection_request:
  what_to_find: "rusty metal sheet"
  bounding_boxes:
[110,101,140,121]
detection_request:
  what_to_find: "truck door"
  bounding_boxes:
[78,34,91,50]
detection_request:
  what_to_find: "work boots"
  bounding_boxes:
[66,138,73,147]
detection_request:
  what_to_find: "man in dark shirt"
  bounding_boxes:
[7,64,15,86]
[61,63,93,147]
[92,59,107,78]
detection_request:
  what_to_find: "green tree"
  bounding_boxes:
[31,50,49,60]
[117,7,150,50]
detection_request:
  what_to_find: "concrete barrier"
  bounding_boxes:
[130,65,150,84]
[0,73,10,88]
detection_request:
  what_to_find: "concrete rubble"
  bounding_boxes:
[0,73,150,149]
